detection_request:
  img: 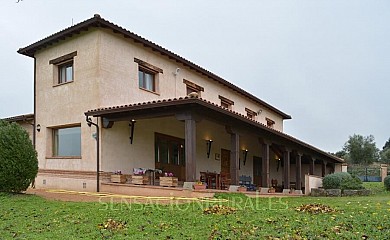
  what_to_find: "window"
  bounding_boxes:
[53,126,81,157]
[219,95,234,110]
[245,108,257,120]
[134,58,163,93]
[183,79,204,97]
[138,68,156,92]
[58,61,73,84]
[49,51,77,85]
[155,133,185,165]
[155,133,186,180]
[266,118,275,128]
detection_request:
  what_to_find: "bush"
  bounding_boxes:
[340,175,364,190]
[323,172,365,190]
[333,172,352,182]
[384,176,390,191]
[0,120,38,193]
[323,174,342,189]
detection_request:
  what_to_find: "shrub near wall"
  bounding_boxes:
[384,176,390,191]
[340,175,364,190]
[320,172,367,197]
[0,120,38,193]
[323,172,352,189]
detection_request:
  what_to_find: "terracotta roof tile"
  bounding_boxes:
[85,96,342,163]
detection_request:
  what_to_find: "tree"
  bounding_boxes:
[0,120,38,193]
[342,134,379,165]
[334,150,346,159]
[383,138,390,150]
[380,148,390,164]
[380,138,390,164]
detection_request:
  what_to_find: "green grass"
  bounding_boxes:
[363,181,388,194]
[1,185,390,239]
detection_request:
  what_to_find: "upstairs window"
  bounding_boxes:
[58,61,73,84]
[183,79,204,97]
[245,108,257,120]
[219,95,234,110]
[49,51,77,85]
[266,118,275,128]
[138,67,156,92]
[134,58,163,93]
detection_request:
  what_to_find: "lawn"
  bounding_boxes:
[1,183,389,239]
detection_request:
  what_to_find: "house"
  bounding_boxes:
[16,14,343,193]
[3,114,34,140]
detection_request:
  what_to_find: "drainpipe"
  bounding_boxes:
[86,116,100,192]
[33,57,36,148]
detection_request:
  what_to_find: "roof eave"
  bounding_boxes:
[17,14,291,119]
[85,98,340,163]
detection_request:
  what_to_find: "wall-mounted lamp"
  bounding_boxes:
[36,124,41,132]
[129,119,136,144]
[206,139,213,158]
[242,149,248,165]
[173,67,180,76]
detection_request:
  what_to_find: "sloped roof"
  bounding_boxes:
[85,96,343,163]
[17,14,291,120]
[2,113,34,122]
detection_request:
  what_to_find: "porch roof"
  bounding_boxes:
[85,96,343,164]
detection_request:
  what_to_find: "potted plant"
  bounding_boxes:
[268,186,276,193]
[159,172,178,187]
[110,170,127,183]
[131,172,150,185]
[238,185,247,192]
[193,180,207,190]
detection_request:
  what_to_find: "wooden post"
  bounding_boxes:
[296,153,302,190]
[322,160,327,177]
[262,142,270,187]
[185,118,196,182]
[283,149,290,189]
[230,133,240,185]
[309,157,315,175]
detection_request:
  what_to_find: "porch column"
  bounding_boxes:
[283,149,290,189]
[322,160,327,177]
[261,142,270,187]
[309,157,315,175]
[296,153,302,190]
[185,118,196,182]
[230,133,240,185]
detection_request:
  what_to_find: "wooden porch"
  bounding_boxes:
[85,96,343,194]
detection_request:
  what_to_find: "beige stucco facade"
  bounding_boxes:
[31,27,287,190]
[16,15,342,192]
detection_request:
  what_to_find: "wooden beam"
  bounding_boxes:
[185,117,196,182]
[283,149,290,189]
[322,160,327,177]
[261,142,270,187]
[309,157,315,175]
[230,133,240,185]
[49,51,77,65]
[296,153,302,190]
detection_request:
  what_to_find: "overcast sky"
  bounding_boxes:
[1,0,389,153]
